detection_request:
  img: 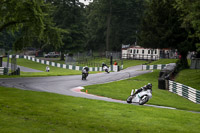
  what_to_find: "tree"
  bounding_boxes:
[85,0,145,51]
[139,0,196,68]
[175,0,200,57]
[0,0,64,51]
[49,0,86,56]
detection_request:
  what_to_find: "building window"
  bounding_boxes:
[130,49,132,53]
[148,50,150,54]
[137,50,139,53]
[142,50,144,54]
[155,50,157,54]
[151,50,153,54]
[134,49,135,54]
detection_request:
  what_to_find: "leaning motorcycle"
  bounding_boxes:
[126,89,152,105]
[103,66,110,73]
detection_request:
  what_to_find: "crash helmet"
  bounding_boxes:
[147,83,152,89]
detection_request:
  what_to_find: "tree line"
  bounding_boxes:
[0,0,200,68]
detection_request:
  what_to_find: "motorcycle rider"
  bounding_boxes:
[132,83,152,97]
[82,66,89,77]
[102,62,109,73]
[102,62,107,69]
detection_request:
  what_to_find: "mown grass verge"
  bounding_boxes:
[149,59,178,65]
[1,58,86,77]
[83,70,200,112]
[0,86,200,132]
[53,58,148,69]
[175,69,200,90]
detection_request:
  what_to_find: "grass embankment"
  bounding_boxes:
[53,57,148,69]
[2,58,81,77]
[149,59,178,65]
[175,69,200,90]
[122,60,147,69]
[83,70,200,112]
[0,86,200,132]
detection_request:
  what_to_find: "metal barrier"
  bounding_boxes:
[0,67,8,75]
[23,55,120,72]
[169,80,200,104]
[190,58,200,69]
[142,64,167,70]
[0,67,4,75]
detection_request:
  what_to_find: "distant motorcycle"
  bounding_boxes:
[103,66,110,73]
[82,69,88,80]
[126,89,152,105]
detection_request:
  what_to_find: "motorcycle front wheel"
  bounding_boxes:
[139,95,149,105]
[126,95,133,103]
[82,74,86,80]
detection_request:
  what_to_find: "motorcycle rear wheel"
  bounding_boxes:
[139,95,149,105]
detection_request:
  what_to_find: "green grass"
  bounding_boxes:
[83,70,200,112]
[2,58,82,77]
[122,60,148,69]
[0,86,200,132]
[175,69,200,90]
[149,59,178,65]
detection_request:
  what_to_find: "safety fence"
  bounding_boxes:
[122,54,159,60]
[22,55,119,72]
[168,80,200,104]
[0,67,8,75]
[142,64,167,70]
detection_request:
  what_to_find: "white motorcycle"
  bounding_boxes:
[103,66,110,73]
[82,69,88,80]
[126,89,152,105]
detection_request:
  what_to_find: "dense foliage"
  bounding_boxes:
[0,0,64,51]
[0,0,200,65]
[139,0,199,68]
[85,0,144,51]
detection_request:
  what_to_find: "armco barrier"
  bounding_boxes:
[0,67,8,75]
[169,80,200,104]
[142,64,167,70]
[0,67,4,75]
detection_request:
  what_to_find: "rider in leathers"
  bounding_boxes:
[82,66,89,77]
[132,83,152,97]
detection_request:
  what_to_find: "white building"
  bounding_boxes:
[122,45,177,60]
[79,0,93,5]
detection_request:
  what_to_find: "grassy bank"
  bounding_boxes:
[83,70,200,112]
[0,86,200,132]
[149,59,178,65]
[175,69,200,90]
[2,58,82,77]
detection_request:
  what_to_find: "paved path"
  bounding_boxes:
[2,62,43,72]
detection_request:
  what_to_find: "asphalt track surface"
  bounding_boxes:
[0,65,199,113]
